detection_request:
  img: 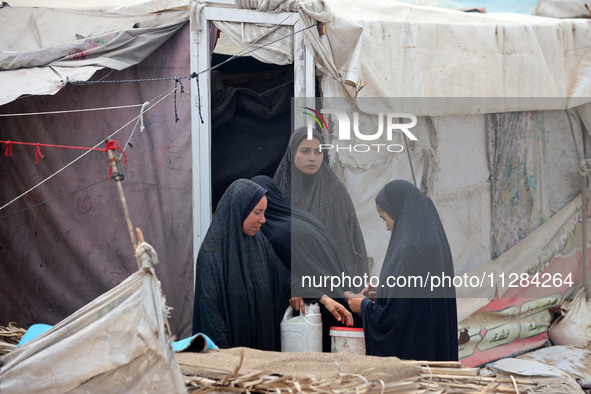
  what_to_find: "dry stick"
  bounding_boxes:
[401,360,462,368]
[420,367,479,376]
[435,381,525,393]
[585,4,591,17]
[510,375,519,394]
[220,347,245,385]
[233,370,273,384]
[479,374,502,393]
[421,373,536,385]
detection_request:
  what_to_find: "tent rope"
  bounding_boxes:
[578,159,591,177]
[0,70,188,213]
[0,19,316,213]
[0,103,145,118]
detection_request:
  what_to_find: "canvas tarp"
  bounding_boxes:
[322,0,591,115]
[6,0,187,12]
[0,262,187,393]
[0,6,189,105]
[0,23,194,339]
[330,101,586,366]
[314,97,584,278]
[534,0,591,19]
[7,0,591,112]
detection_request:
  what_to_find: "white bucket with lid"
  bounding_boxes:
[280,303,322,353]
[330,327,366,355]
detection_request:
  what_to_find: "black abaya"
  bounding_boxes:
[192,179,290,350]
[361,180,458,361]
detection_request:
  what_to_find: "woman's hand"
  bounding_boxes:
[319,296,354,326]
[289,297,306,315]
[344,291,365,313]
[361,284,377,301]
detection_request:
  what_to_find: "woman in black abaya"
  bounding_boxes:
[346,180,458,361]
[251,175,359,351]
[192,179,290,350]
[273,127,368,291]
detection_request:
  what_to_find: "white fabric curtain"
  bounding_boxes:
[196,0,364,91]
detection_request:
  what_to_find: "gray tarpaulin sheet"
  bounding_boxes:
[0,6,189,105]
[0,23,194,339]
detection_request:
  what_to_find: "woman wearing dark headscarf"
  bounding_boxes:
[346,180,458,361]
[273,127,368,291]
[192,179,290,351]
[251,175,358,351]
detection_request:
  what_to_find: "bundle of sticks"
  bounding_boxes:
[411,361,543,393]
[181,348,424,394]
[0,322,26,355]
[180,351,549,394]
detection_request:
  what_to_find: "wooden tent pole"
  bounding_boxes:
[566,111,590,298]
[107,148,140,268]
[582,174,590,298]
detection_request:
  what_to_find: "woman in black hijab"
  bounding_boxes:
[192,179,290,350]
[273,127,368,292]
[251,175,358,351]
[346,180,458,361]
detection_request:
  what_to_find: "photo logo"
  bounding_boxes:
[303,107,329,132]
[304,107,418,153]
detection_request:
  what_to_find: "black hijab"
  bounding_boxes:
[362,180,458,361]
[251,175,353,299]
[273,127,369,291]
[192,179,290,350]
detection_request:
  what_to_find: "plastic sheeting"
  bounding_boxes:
[549,287,591,350]
[0,6,188,105]
[489,346,591,392]
[0,266,187,393]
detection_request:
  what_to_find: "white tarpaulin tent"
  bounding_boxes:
[2,0,591,369]
[0,244,186,393]
[308,0,591,367]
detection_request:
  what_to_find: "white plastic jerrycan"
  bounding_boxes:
[280,303,322,353]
